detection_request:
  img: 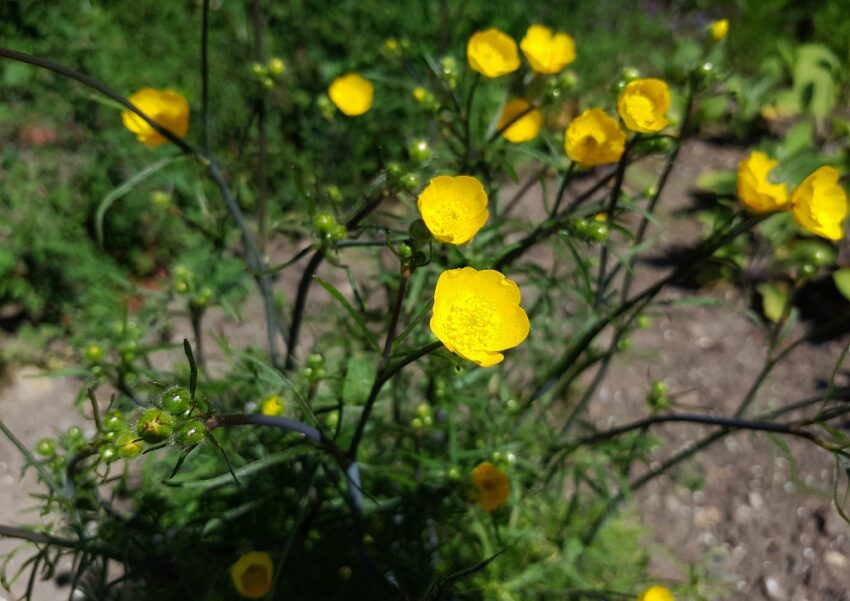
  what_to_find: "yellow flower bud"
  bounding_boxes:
[122,88,190,147]
[708,19,729,42]
[328,73,373,117]
[230,551,273,599]
[471,462,510,511]
[467,28,520,78]
[791,166,848,241]
[520,24,576,74]
[737,151,789,213]
[617,78,671,133]
[260,395,285,416]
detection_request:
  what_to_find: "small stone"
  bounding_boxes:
[763,576,787,600]
[748,492,764,511]
[825,550,848,569]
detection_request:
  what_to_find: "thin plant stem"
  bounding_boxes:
[348,267,412,457]
[593,141,632,310]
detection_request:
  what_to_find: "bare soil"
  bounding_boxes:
[1,141,849,600]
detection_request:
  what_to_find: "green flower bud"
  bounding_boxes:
[325,410,339,429]
[136,408,176,443]
[307,353,324,369]
[422,415,433,427]
[400,173,420,192]
[440,56,457,78]
[36,438,56,457]
[100,445,119,464]
[250,62,267,78]
[647,380,669,410]
[267,57,286,78]
[150,190,172,208]
[558,70,578,91]
[260,76,275,90]
[799,263,816,277]
[161,386,191,416]
[408,139,431,163]
[177,419,207,446]
[410,417,424,430]
[636,314,652,330]
[586,222,609,242]
[331,224,348,241]
[505,398,520,414]
[397,242,413,259]
[313,213,336,233]
[116,431,143,459]
[617,336,633,352]
[103,411,125,432]
[621,66,641,82]
[446,466,461,480]
[85,344,104,363]
[415,403,431,418]
[323,185,343,203]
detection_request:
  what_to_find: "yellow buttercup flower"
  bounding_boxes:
[430,267,530,367]
[122,88,190,148]
[638,585,675,601]
[737,151,789,213]
[617,78,671,134]
[467,28,521,78]
[497,99,542,143]
[471,462,510,511]
[417,175,489,245]
[709,19,729,42]
[328,73,374,117]
[564,108,627,167]
[791,166,848,241]
[260,395,284,416]
[520,24,576,74]
[230,551,273,599]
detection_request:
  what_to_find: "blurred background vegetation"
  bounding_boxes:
[2,0,849,357]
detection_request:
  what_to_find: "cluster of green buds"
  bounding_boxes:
[386,162,421,194]
[543,70,578,102]
[440,56,458,89]
[787,240,836,278]
[172,265,214,309]
[382,37,410,58]
[98,386,207,465]
[571,216,609,242]
[317,95,335,121]
[646,380,669,410]
[410,402,434,431]
[412,86,439,112]
[391,219,431,269]
[173,265,194,295]
[313,213,347,244]
[249,56,286,90]
[302,353,326,384]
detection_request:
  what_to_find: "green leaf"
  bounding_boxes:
[315,276,381,352]
[833,269,850,303]
[343,353,376,406]
[694,169,736,197]
[757,282,789,323]
[95,156,181,246]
